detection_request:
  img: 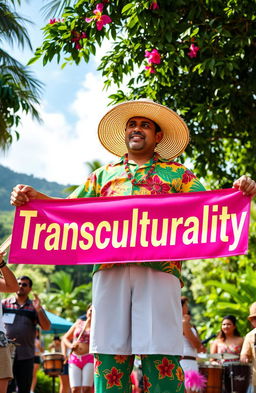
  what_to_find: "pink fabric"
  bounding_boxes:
[9,189,251,265]
[73,321,90,344]
[68,353,94,369]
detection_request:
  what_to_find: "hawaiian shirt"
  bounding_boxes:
[69,153,206,282]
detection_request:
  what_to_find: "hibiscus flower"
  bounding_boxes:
[155,357,175,379]
[141,175,171,194]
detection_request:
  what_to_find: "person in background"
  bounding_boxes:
[60,337,71,393]
[49,336,62,353]
[62,306,93,393]
[180,296,205,372]
[2,275,50,393]
[0,251,19,393]
[211,315,243,362]
[9,99,256,393]
[240,302,256,393]
[30,327,44,393]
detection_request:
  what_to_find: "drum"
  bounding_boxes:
[222,362,251,393]
[42,352,64,377]
[199,364,223,393]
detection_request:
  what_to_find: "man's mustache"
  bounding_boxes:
[129,131,145,139]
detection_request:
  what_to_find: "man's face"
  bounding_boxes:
[125,117,163,154]
[17,279,32,297]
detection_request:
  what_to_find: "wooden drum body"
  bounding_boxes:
[42,352,64,377]
[199,364,223,393]
[223,362,251,393]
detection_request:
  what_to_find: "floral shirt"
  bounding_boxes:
[69,154,205,281]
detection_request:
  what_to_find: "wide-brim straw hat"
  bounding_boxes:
[248,302,256,320]
[98,99,190,160]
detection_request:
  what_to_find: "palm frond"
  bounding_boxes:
[0,1,32,50]
[40,0,74,19]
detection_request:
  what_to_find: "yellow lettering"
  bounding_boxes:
[95,221,111,249]
[170,217,183,245]
[61,223,78,250]
[33,223,46,249]
[112,220,129,248]
[130,208,138,247]
[183,217,199,245]
[139,211,150,247]
[20,210,38,249]
[151,218,168,247]
[45,224,61,250]
[79,222,94,250]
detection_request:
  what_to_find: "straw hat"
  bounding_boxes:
[248,302,256,320]
[98,99,190,160]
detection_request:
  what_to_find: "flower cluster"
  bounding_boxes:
[188,43,200,58]
[150,0,159,10]
[85,3,112,31]
[71,31,87,50]
[49,18,61,24]
[145,48,161,73]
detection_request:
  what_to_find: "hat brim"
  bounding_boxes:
[98,100,190,160]
[248,314,256,320]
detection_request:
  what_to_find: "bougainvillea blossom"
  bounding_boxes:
[49,18,60,24]
[188,44,200,58]
[150,0,159,10]
[145,49,161,64]
[85,3,112,31]
[71,31,87,50]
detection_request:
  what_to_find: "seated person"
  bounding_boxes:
[210,315,243,362]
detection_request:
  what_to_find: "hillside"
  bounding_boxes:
[0,164,70,211]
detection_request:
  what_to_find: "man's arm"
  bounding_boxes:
[183,315,203,352]
[0,252,19,293]
[240,335,252,363]
[33,294,51,331]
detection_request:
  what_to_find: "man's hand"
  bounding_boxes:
[32,293,42,312]
[233,176,256,197]
[10,184,39,207]
[10,184,53,207]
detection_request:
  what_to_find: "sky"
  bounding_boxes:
[0,1,118,185]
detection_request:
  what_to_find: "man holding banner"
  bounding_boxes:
[10,99,256,393]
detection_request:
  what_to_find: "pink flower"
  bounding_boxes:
[188,44,200,58]
[145,49,161,64]
[49,18,60,24]
[145,65,156,73]
[71,31,87,50]
[85,2,112,31]
[150,0,159,10]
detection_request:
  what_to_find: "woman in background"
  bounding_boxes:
[30,327,44,393]
[62,306,93,393]
[211,315,244,362]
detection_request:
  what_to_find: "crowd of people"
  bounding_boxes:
[1,98,256,393]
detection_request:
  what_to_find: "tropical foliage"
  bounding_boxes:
[41,271,92,320]
[32,0,256,185]
[0,0,42,149]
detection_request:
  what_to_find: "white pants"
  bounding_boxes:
[90,265,183,355]
[180,359,199,372]
[68,362,94,388]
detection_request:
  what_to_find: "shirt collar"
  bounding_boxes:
[113,152,168,167]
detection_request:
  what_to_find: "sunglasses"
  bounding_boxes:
[18,282,28,287]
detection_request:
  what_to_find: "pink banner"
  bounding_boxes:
[9,188,251,265]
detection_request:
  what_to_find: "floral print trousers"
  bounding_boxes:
[94,354,184,393]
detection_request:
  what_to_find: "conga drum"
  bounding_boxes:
[199,364,223,393]
[42,352,64,377]
[222,362,251,393]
